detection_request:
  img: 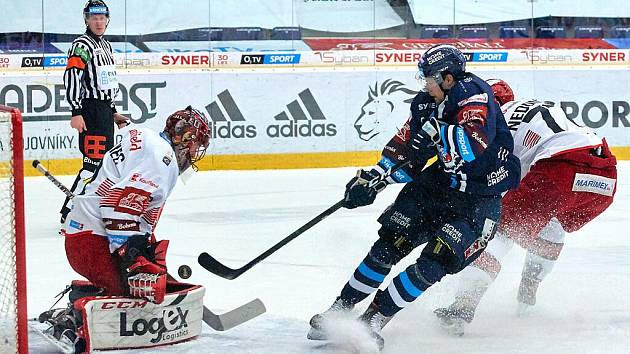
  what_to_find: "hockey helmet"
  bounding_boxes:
[83,0,110,20]
[486,79,514,106]
[163,106,211,174]
[418,44,467,85]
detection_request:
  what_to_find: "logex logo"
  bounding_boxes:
[268,89,336,138]
[205,89,256,138]
[119,306,189,343]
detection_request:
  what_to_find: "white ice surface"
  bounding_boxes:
[26,163,630,353]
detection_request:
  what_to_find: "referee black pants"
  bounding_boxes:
[60,99,115,219]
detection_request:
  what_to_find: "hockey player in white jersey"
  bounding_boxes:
[434,79,618,336]
[37,106,210,352]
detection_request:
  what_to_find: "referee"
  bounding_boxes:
[61,0,128,223]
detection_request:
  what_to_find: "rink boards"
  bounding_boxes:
[0,65,628,175]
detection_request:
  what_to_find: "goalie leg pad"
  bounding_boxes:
[73,283,206,352]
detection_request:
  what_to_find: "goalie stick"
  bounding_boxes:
[198,160,412,280]
[32,159,266,330]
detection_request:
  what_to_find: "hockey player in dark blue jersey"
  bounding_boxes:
[307,44,521,350]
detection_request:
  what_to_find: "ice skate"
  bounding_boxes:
[358,301,392,351]
[434,302,475,337]
[517,255,544,316]
[517,276,541,316]
[36,304,85,354]
[307,297,354,340]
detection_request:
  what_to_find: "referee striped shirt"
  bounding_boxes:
[64,30,119,117]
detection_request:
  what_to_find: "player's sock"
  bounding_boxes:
[518,219,564,313]
[517,251,556,312]
[375,255,446,318]
[338,253,392,305]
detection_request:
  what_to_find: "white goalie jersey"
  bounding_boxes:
[501,99,603,178]
[62,127,180,252]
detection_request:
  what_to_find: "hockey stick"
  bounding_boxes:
[32,160,74,198]
[198,160,411,280]
[32,160,266,330]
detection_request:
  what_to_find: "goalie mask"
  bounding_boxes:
[486,79,514,106]
[163,106,210,174]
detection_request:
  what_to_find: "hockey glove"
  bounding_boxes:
[409,117,441,161]
[412,117,441,148]
[344,169,388,209]
[115,235,169,304]
[441,150,465,174]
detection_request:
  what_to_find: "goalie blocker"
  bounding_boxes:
[54,280,205,353]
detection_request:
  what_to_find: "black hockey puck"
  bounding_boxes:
[178,265,192,279]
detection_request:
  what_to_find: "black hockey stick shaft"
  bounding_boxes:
[198,161,411,280]
[199,199,346,280]
[31,160,266,330]
[32,160,75,198]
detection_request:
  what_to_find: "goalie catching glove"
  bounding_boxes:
[344,169,389,209]
[115,234,169,304]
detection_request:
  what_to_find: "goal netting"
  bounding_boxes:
[0,105,26,354]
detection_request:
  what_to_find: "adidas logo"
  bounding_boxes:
[266,89,337,138]
[205,89,257,139]
[204,88,336,139]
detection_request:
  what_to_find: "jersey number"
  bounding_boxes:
[522,106,581,134]
[522,106,563,133]
[109,143,125,164]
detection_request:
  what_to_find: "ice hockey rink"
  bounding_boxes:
[25,162,630,354]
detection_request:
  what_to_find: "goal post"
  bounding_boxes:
[0,105,27,354]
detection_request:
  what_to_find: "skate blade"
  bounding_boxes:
[311,339,377,354]
[29,321,77,354]
[437,318,465,337]
[516,302,534,317]
[307,326,329,341]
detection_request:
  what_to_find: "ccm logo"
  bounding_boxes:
[101,300,148,310]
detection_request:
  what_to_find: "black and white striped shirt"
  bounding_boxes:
[64,30,119,117]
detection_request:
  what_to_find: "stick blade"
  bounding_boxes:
[203,298,266,331]
[198,252,241,280]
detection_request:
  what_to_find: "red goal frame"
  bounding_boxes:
[0,105,26,353]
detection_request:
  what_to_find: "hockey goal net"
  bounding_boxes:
[0,105,26,354]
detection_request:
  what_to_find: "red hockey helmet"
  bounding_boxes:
[163,106,210,173]
[486,79,514,106]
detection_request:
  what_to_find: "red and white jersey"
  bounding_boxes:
[63,127,179,252]
[501,99,603,178]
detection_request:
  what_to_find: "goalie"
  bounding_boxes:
[38,107,210,353]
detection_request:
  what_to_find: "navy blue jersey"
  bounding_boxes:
[372,73,520,196]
